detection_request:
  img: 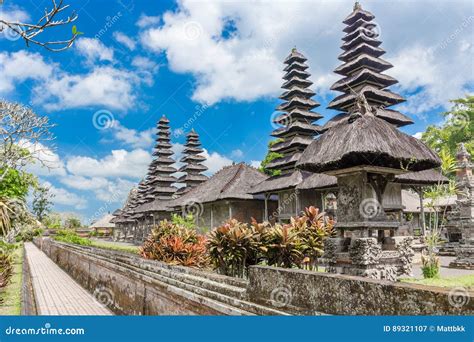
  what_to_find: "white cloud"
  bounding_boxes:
[412,132,423,140]
[202,149,233,175]
[139,0,473,114]
[113,31,136,50]
[231,149,243,159]
[131,56,158,71]
[66,149,151,179]
[250,160,261,168]
[60,175,110,190]
[33,66,138,111]
[0,7,30,23]
[43,181,88,210]
[105,120,155,149]
[137,14,161,28]
[19,140,67,177]
[75,38,114,63]
[0,51,53,93]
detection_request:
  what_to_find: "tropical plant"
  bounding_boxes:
[0,252,13,290]
[263,223,304,268]
[207,206,335,277]
[259,139,284,176]
[421,231,441,278]
[53,229,92,246]
[140,219,208,268]
[207,218,268,277]
[0,198,13,237]
[422,95,474,161]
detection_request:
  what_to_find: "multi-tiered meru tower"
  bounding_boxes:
[145,116,178,201]
[266,48,324,174]
[324,1,413,129]
[176,129,208,195]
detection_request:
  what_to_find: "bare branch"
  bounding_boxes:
[0,0,79,52]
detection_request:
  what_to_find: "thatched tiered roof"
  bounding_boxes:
[298,4,440,175]
[323,2,413,130]
[145,116,178,201]
[251,170,336,194]
[176,129,208,195]
[113,187,139,223]
[266,48,324,174]
[170,163,267,207]
[395,169,449,186]
[298,109,440,174]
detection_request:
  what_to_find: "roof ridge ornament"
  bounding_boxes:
[354,1,362,11]
[348,92,373,122]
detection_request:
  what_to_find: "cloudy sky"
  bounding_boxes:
[1,0,472,223]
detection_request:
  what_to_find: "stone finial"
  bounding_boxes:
[354,1,362,11]
[457,143,471,160]
[349,93,373,122]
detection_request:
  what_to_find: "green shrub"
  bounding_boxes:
[140,219,208,268]
[207,206,335,277]
[53,229,92,246]
[15,228,44,242]
[207,218,267,278]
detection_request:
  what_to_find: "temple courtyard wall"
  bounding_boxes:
[32,237,473,316]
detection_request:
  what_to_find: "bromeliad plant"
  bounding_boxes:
[140,217,208,268]
[207,206,335,277]
[207,218,268,278]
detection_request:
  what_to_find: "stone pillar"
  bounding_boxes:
[449,144,474,269]
[323,170,413,281]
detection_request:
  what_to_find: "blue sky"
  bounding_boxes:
[0,0,473,223]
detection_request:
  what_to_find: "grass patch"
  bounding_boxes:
[0,244,23,315]
[400,274,474,289]
[90,240,139,254]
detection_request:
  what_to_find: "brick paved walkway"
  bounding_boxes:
[24,242,112,315]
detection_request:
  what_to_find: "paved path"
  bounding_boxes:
[24,242,112,315]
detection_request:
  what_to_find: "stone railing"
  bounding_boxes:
[33,238,473,316]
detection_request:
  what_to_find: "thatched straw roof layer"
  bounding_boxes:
[297,115,441,173]
[171,163,267,206]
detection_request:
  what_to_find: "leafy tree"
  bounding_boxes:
[0,168,37,200]
[422,95,474,159]
[43,213,62,229]
[259,139,284,176]
[32,185,54,223]
[64,216,82,230]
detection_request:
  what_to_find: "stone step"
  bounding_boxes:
[56,242,288,316]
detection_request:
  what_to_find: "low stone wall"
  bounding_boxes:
[34,238,222,315]
[247,266,474,315]
[33,238,474,316]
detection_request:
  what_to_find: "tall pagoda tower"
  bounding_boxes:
[266,47,324,174]
[145,116,178,201]
[326,2,413,128]
[176,129,208,195]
